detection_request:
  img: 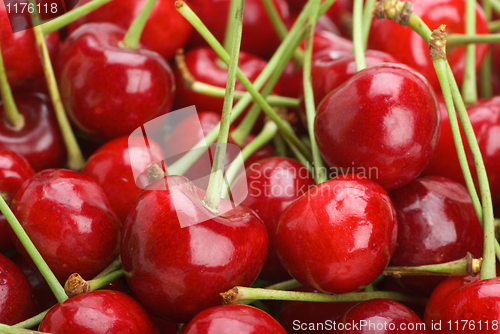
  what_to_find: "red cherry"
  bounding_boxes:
[0,93,66,171]
[57,23,175,141]
[314,63,440,190]
[183,304,287,334]
[275,174,398,294]
[368,0,489,91]
[10,169,122,281]
[0,149,34,253]
[121,175,268,323]
[82,136,165,222]
[67,0,192,60]
[338,299,427,333]
[186,0,290,59]
[325,0,355,38]
[39,290,159,333]
[387,176,484,295]
[231,157,315,281]
[0,253,37,325]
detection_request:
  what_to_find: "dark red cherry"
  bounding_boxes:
[0,93,66,171]
[0,253,37,325]
[368,0,489,91]
[68,0,192,60]
[0,149,34,253]
[121,175,268,323]
[325,0,354,38]
[337,299,427,333]
[82,136,165,222]
[387,176,484,295]
[231,157,315,281]
[10,169,122,281]
[275,174,398,294]
[187,0,290,59]
[183,304,287,334]
[57,23,175,141]
[314,63,440,190]
[39,290,159,333]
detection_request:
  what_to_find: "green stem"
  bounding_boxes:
[489,20,500,32]
[223,0,239,52]
[383,254,481,277]
[0,43,24,130]
[352,0,366,71]
[13,310,50,329]
[89,269,125,291]
[303,0,327,184]
[362,0,377,50]
[448,33,500,46]
[93,256,122,279]
[203,0,244,211]
[489,0,500,17]
[480,0,493,99]
[0,197,67,303]
[0,324,50,334]
[461,0,477,105]
[119,0,157,50]
[238,278,302,305]
[33,26,85,171]
[273,133,287,157]
[223,287,428,305]
[41,0,113,35]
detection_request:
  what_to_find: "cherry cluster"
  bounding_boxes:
[0,0,499,333]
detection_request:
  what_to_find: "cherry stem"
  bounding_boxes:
[169,1,314,176]
[362,0,377,50]
[13,310,51,329]
[32,26,85,171]
[41,0,113,36]
[489,20,500,31]
[89,269,125,290]
[223,120,278,196]
[489,0,500,18]
[383,254,482,277]
[223,0,239,53]
[0,42,24,130]
[447,33,500,46]
[480,0,493,99]
[0,324,50,334]
[461,0,477,105]
[203,0,244,211]
[273,133,287,157]
[0,196,68,303]
[303,0,327,184]
[222,287,428,305]
[93,256,122,279]
[353,0,366,71]
[120,0,157,50]
[238,278,302,305]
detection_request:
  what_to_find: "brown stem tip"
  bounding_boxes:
[467,252,482,277]
[0,191,10,206]
[373,0,412,26]
[148,162,166,183]
[175,1,184,9]
[220,287,239,305]
[64,273,91,298]
[429,24,447,61]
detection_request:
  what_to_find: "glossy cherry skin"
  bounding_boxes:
[275,174,398,294]
[67,0,192,60]
[368,0,489,91]
[0,253,37,325]
[0,149,34,253]
[187,0,290,59]
[387,176,484,295]
[279,286,357,333]
[422,96,500,206]
[82,136,165,222]
[10,169,122,281]
[424,277,500,333]
[337,299,427,333]
[0,1,60,88]
[121,175,268,323]
[0,93,66,171]
[39,290,159,334]
[314,63,440,191]
[183,304,287,334]
[57,23,175,142]
[231,157,315,281]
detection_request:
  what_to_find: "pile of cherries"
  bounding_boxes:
[1,0,500,333]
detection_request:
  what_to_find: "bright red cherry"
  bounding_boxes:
[183,304,287,334]
[368,0,489,91]
[337,299,427,333]
[186,0,290,59]
[10,169,122,281]
[231,157,315,281]
[39,290,159,333]
[0,253,37,325]
[82,136,165,222]
[314,63,440,190]
[387,176,484,295]
[275,174,398,294]
[121,175,268,323]
[67,0,192,60]
[0,93,66,171]
[57,23,175,141]
[0,149,34,253]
